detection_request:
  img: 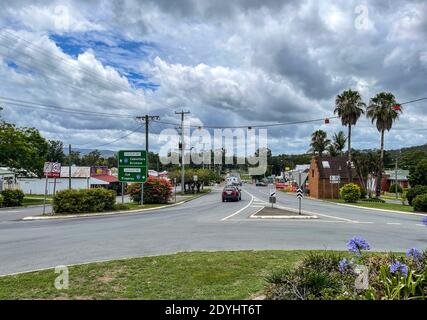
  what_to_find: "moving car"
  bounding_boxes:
[256,181,268,187]
[222,186,241,202]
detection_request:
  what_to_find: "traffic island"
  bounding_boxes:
[250,206,318,219]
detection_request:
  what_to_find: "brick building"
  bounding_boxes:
[308,156,359,199]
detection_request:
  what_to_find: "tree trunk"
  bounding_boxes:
[348,124,352,182]
[376,129,385,197]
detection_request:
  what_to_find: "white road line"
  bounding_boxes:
[387,222,402,225]
[221,190,254,221]
[416,224,425,227]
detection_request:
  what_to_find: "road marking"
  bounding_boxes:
[221,190,254,221]
[416,224,425,227]
[387,222,401,225]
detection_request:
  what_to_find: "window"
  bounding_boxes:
[322,161,330,168]
[312,169,314,177]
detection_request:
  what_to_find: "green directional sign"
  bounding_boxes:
[118,150,147,183]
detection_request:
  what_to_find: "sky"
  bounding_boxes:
[0,0,426,155]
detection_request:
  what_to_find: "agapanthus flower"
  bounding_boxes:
[338,257,352,273]
[406,248,422,260]
[390,261,409,277]
[347,237,370,255]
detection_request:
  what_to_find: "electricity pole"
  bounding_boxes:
[175,110,190,194]
[136,115,160,205]
[68,144,72,189]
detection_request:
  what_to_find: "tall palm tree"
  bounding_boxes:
[334,89,366,181]
[367,92,402,197]
[333,131,347,155]
[310,130,330,156]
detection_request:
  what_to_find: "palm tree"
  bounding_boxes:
[367,92,402,197]
[309,130,330,156]
[333,131,347,155]
[334,89,366,181]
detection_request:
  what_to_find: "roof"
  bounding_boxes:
[313,156,354,179]
[294,164,310,172]
[91,175,118,183]
[0,168,15,175]
[384,169,409,181]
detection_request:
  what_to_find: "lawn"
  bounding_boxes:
[329,199,416,213]
[22,197,52,206]
[0,251,305,300]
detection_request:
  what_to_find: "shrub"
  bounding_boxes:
[389,183,403,194]
[53,188,116,214]
[413,194,427,212]
[1,189,25,207]
[0,194,3,207]
[406,185,427,206]
[339,183,361,203]
[129,176,172,204]
[408,159,427,187]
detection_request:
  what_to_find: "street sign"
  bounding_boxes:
[329,175,341,184]
[118,150,147,183]
[296,188,304,199]
[43,162,61,178]
[193,175,198,182]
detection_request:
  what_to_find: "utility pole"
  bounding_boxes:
[395,150,401,200]
[175,110,190,194]
[136,115,160,205]
[68,144,72,190]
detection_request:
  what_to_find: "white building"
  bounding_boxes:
[18,166,112,195]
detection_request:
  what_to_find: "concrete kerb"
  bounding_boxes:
[21,191,211,221]
[306,196,427,217]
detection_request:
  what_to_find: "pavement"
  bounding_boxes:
[0,184,426,276]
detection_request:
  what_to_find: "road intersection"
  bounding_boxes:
[0,184,426,276]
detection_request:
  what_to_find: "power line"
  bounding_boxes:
[0,96,137,119]
[0,31,140,94]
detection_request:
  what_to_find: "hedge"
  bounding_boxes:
[413,194,427,212]
[1,189,25,207]
[406,185,427,206]
[129,176,172,204]
[0,194,3,207]
[339,183,361,203]
[53,188,116,214]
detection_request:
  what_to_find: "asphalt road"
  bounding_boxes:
[0,184,426,276]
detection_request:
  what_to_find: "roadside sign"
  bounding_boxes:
[193,175,198,182]
[296,187,303,215]
[118,150,147,183]
[296,188,304,199]
[293,172,308,187]
[330,175,341,184]
[43,162,61,178]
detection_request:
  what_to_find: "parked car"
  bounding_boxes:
[256,181,268,187]
[222,186,241,202]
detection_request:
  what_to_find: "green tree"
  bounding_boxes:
[81,150,103,166]
[334,89,366,182]
[352,150,380,192]
[0,122,48,177]
[408,159,427,187]
[333,131,347,155]
[65,150,81,166]
[367,92,401,197]
[309,130,330,156]
[47,140,65,163]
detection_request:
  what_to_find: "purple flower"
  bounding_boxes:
[390,261,409,277]
[422,216,427,227]
[338,257,352,273]
[406,248,422,260]
[347,237,370,255]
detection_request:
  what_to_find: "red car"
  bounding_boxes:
[222,186,241,202]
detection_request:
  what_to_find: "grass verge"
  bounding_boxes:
[328,199,415,213]
[0,250,305,300]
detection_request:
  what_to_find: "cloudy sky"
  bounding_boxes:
[0,0,426,155]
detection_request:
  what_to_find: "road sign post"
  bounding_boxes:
[269,189,276,208]
[329,175,341,199]
[43,162,61,215]
[118,150,147,205]
[296,188,304,215]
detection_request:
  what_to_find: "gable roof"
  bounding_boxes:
[313,156,354,179]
